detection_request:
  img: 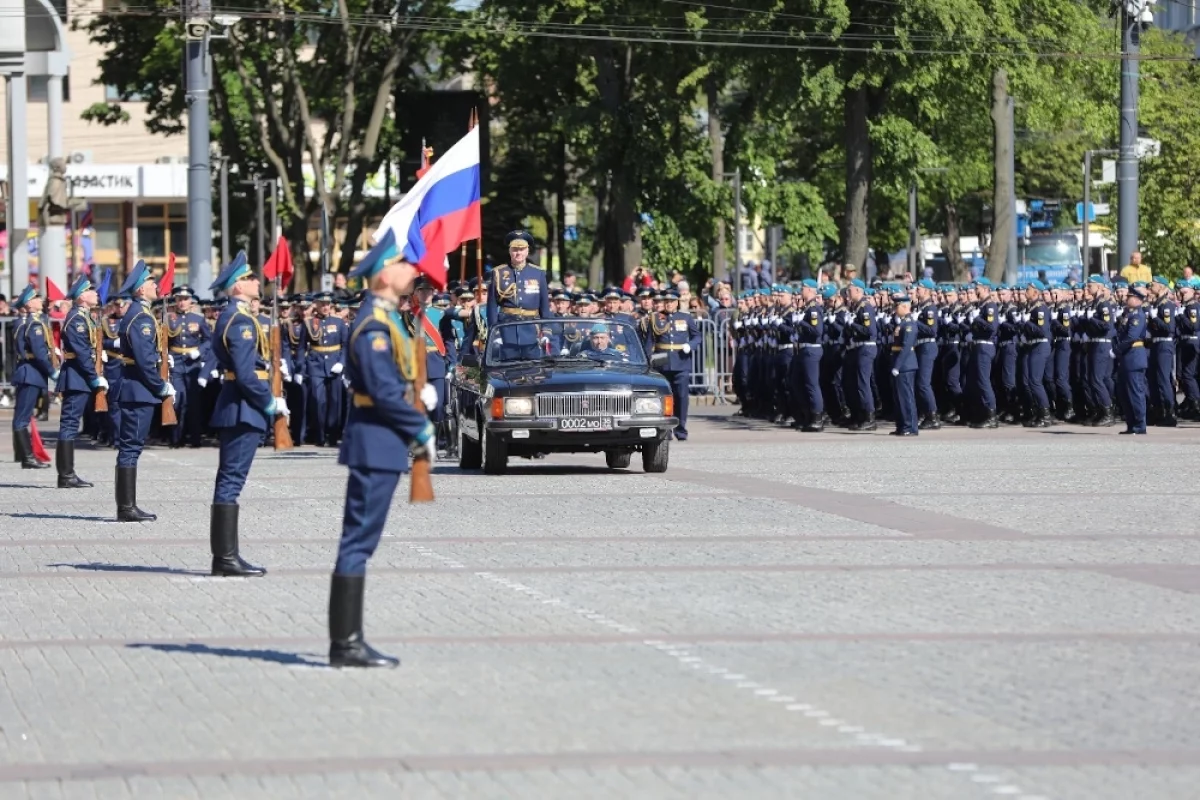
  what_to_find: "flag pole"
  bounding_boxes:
[472,108,484,304]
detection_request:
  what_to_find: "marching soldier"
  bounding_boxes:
[889,293,919,436]
[645,288,700,441]
[1146,277,1177,426]
[842,280,878,431]
[914,279,941,429]
[206,252,283,577]
[1082,276,1117,427]
[789,279,824,432]
[1177,280,1200,419]
[1116,286,1149,434]
[1020,281,1053,428]
[486,230,550,359]
[330,238,437,669]
[968,279,999,429]
[56,276,107,488]
[114,260,174,522]
[9,285,54,469]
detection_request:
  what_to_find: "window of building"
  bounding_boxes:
[27,74,70,103]
[136,204,189,277]
[105,84,146,102]
[92,204,122,252]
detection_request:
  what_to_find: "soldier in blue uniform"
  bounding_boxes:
[1082,276,1117,427]
[206,252,284,577]
[55,276,107,488]
[644,288,700,440]
[9,285,55,469]
[601,286,641,356]
[330,235,437,668]
[166,286,211,448]
[1115,286,1149,434]
[1020,281,1053,428]
[789,279,825,432]
[889,294,919,436]
[1146,277,1177,426]
[842,280,878,431]
[581,323,627,361]
[1176,280,1200,420]
[486,230,550,360]
[913,279,941,429]
[100,297,126,448]
[1050,284,1075,422]
[114,261,174,522]
[968,279,999,429]
[304,291,348,446]
[410,277,450,449]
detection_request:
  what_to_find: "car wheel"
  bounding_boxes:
[458,420,482,470]
[641,436,670,474]
[481,424,508,475]
[605,448,632,470]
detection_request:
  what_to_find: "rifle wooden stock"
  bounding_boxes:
[93,321,108,413]
[270,323,294,450]
[409,308,435,504]
[158,325,177,426]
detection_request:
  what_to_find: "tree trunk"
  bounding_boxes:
[556,134,568,283]
[603,175,642,286]
[988,68,1013,283]
[944,202,969,282]
[843,86,871,273]
[707,74,727,281]
[589,183,607,289]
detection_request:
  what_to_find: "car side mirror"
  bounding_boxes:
[650,352,669,370]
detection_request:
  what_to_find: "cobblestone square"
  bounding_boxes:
[2,410,1199,798]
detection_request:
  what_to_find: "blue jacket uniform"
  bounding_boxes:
[1147,299,1176,344]
[340,294,432,472]
[117,301,168,404]
[167,311,211,373]
[486,263,550,328]
[305,315,349,378]
[1022,303,1052,343]
[971,300,999,342]
[794,302,824,347]
[209,301,274,433]
[845,301,877,346]
[13,313,56,389]
[891,315,918,372]
[58,306,103,393]
[1115,305,1148,370]
[101,316,124,390]
[644,311,700,373]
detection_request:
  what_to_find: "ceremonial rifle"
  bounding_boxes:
[93,312,108,413]
[158,302,177,425]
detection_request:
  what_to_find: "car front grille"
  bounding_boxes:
[536,392,632,418]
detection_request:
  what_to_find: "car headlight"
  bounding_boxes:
[503,397,534,416]
[633,396,663,415]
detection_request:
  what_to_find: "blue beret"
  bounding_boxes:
[916,278,936,290]
[850,279,866,290]
[801,279,819,289]
[1153,276,1170,287]
[505,230,534,249]
[821,283,837,298]
[757,287,771,296]
[117,259,151,298]
[1087,275,1109,286]
[975,278,993,288]
[209,251,252,293]
[68,276,92,300]
[589,323,608,335]
[865,288,876,296]
[351,229,400,281]
[14,284,37,309]
[1029,280,1046,291]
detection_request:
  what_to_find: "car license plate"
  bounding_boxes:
[557,416,614,432]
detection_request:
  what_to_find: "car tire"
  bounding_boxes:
[605,448,632,470]
[481,424,508,475]
[641,436,670,474]
[458,420,482,470]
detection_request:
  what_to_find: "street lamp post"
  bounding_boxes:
[1083,149,1116,276]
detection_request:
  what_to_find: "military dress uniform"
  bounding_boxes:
[56,276,108,488]
[1115,290,1149,434]
[330,238,436,669]
[914,282,940,429]
[485,230,550,360]
[304,292,349,446]
[1177,289,1200,418]
[101,305,125,446]
[1083,278,1117,426]
[968,283,999,428]
[1146,279,1177,425]
[166,287,212,447]
[843,283,878,431]
[9,286,55,469]
[114,261,174,522]
[644,288,700,441]
[889,298,919,436]
[206,252,281,578]
[1020,286,1053,427]
[788,280,825,432]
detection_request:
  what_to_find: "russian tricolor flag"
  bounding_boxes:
[373,126,481,290]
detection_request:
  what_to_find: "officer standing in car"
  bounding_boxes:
[644,288,700,441]
[486,230,550,359]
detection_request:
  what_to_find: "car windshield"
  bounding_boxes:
[485,318,648,367]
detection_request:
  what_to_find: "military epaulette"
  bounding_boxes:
[526,262,545,270]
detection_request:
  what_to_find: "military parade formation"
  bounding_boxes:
[732,275,1198,437]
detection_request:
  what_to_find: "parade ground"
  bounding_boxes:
[1,409,1199,799]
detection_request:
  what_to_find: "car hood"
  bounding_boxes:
[488,362,669,394]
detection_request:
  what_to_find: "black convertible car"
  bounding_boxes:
[449,318,679,474]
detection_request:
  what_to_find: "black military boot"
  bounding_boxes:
[210,503,266,577]
[115,466,157,522]
[15,429,51,470]
[858,412,877,432]
[919,414,942,430]
[802,411,824,433]
[55,440,93,489]
[1160,406,1178,427]
[329,574,398,669]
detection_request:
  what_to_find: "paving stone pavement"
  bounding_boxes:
[2,408,1200,799]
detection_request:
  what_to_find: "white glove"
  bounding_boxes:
[294,374,304,386]
[891,369,899,377]
[1086,309,1094,318]
[280,361,290,380]
[420,384,439,412]
[330,362,344,375]
[198,377,207,388]
[114,337,121,348]
[160,382,177,399]
[272,395,290,417]
[210,369,219,379]
[733,320,743,330]
[682,343,691,355]
[92,377,109,391]
[494,337,504,346]
[168,355,175,369]
[187,348,201,360]
[55,347,63,358]
[559,348,570,356]
[1109,349,1116,360]
[342,377,351,390]
[100,351,109,363]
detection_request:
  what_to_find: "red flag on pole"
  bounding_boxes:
[46,278,65,302]
[159,253,176,296]
[262,235,294,288]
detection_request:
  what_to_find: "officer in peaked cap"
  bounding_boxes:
[305,289,349,447]
[1115,285,1149,434]
[329,231,436,668]
[9,285,55,469]
[486,230,550,359]
[888,293,919,436]
[204,251,282,577]
[114,260,174,522]
[166,285,211,448]
[644,287,700,441]
[54,275,106,489]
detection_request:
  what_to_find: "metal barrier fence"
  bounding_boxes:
[687,315,736,404]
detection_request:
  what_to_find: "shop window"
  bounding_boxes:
[92,204,122,252]
[136,204,189,266]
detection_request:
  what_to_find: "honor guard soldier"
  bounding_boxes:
[1020,281,1054,428]
[581,322,626,361]
[1146,277,1177,426]
[889,293,919,436]
[1176,280,1200,419]
[206,252,284,577]
[114,260,175,522]
[9,285,55,469]
[166,286,211,448]
[645,288,700,441]
[1082,276,1117,427]
[843,280,879,431]
[56,276,107,488]
[100,297,126,447]
[913,279,941,430]
[790,279,825,432]
[305,291,349,446]
[968,279,1000,429]
[1116,286,1149,434]
[486,230,550,359]
[330,234,437,668]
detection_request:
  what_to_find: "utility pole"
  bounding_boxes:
[1117,0,1152,269]
[1083,148,1117,276]
[184,0,213,297]
[218,156,230,268]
